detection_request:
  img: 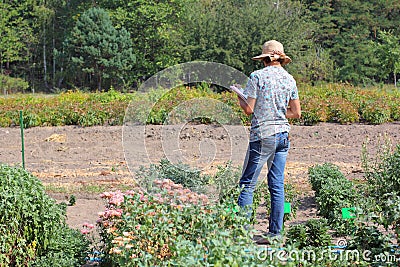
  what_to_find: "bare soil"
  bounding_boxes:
[1,123,400,232]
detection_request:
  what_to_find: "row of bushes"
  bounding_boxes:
[0,89,135,127]
[306,145,400,256]
[0,83,399,127]
[299,83,400,125]
[308,163,359,234]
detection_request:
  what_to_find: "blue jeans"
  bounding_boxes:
[237,132,290,235]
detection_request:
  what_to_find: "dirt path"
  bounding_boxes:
[1,123,400,230]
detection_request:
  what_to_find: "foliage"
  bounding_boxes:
[309,163,345,195]
[297,83,399,125]
[2,0,400,90]
[381,194,400,244]
[252,181,300,224]
[66,7,135,90]
[327,97,359,124]
[303,0,400,85]
[146,84,244,125]
[149,158,210,193]
[96,160,390,266]
[0,89,137,127]
[360,99,392,124]
[0,165,88,266]
[136,159,299,227]
[212,161,242,203]
[287,218,332,249]
[98,0,184,83]
[363,142,400,199]
[347,223,393,258]
[299,45,335,83]
[308,163,359,234]
[68,194,76,206]
[179,0,314,78]
[0,83,399,128]
[362,142,400,243]
[0,1,36,72]
[135,159,213,197]
[104,157,392,266]
[97,179,350,266]
[97,180,260,266]
[306,141,400,262]
[298,96,329,125]
[374,30,400,86]
[0,74,29,94]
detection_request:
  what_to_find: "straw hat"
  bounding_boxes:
[252,40,291,65]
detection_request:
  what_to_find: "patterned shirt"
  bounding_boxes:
[243,66,299,142]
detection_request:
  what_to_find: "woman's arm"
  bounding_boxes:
[286,99,301,119]
[238,96,256,115]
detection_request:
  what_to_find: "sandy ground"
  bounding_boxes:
[1,123,400,232]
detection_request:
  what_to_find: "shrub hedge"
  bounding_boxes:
[0,83,399,127]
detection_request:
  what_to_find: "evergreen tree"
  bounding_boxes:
[96,0,184,84]
[66,7,135,90]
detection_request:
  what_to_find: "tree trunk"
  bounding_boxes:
[0,55,4,95]
[1,65,4,95]
[394,72,397,88]
[98,71,102,91]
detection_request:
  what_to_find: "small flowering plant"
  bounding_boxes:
[96,179,256,266]
[81,222,95,235]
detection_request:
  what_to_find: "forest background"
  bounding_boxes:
[1,0,400,93]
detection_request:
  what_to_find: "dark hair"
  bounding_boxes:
[262,56,284,65]
[262,57,272,65]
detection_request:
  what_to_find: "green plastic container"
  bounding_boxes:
[341,207,356,219]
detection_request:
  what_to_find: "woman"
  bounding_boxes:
[236,40,301,239]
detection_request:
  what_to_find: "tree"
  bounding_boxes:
[96,0,185,85]
[0,1,36,76]
[179,0,315,79]
[303,0,400,85]
[66,7,135,90]
[34,3,55,90]
[374,30,400,87]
